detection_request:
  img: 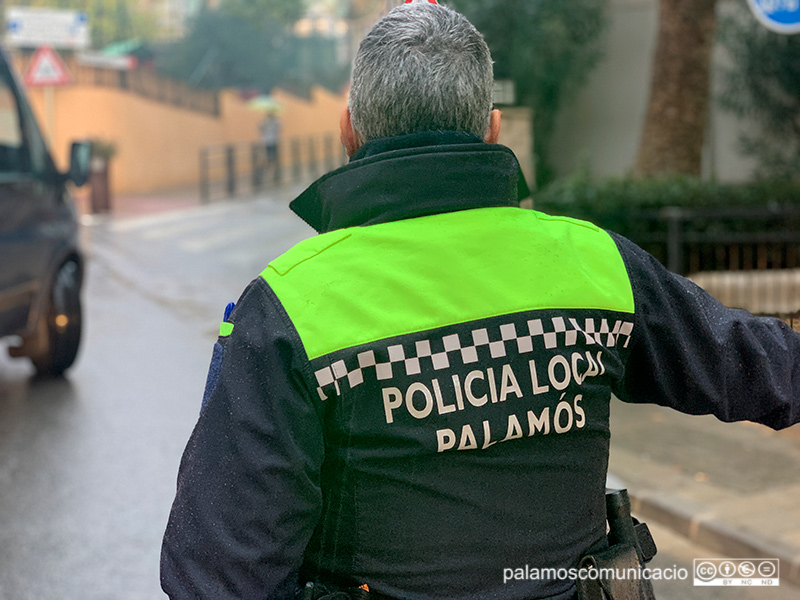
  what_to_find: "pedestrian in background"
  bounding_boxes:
[261,111,281,183]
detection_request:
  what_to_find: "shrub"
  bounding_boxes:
[532,174,800,273]
[535,174,799,215]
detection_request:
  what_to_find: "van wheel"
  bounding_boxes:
[32,261,82,377]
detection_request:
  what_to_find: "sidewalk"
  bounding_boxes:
[74,181,311,219]
[110,186,205,217]
[75,185,206,218]
[609,400,800,586]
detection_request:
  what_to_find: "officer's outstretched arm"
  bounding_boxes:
[610,232,800,430]
[161,279,325,599]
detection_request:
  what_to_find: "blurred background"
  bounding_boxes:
[1,0,800,598]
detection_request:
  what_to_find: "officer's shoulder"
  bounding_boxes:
[530,209,603,235]
[522,211,626,271]
[260,228,353,282]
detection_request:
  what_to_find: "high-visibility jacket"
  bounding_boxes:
[161,131,800,600]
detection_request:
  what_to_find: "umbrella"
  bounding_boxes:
[247,95,283,114]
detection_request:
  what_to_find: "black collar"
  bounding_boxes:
[290,131,530,233]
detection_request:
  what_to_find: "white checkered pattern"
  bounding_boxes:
[314,316,634,400]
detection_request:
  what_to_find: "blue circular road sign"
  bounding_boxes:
[747,0,800,34]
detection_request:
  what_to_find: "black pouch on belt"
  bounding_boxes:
[575,489,658,600]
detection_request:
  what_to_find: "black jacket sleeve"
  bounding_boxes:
[161,278,324,599]
[611,232,800,430]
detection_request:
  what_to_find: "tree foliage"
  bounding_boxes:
[158,9,288,90]
[718,1,800,180]
[158,0,349,94]
[218,0,306,32]
[449,0,608,187]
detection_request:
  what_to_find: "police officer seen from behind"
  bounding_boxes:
[161,2,800,599]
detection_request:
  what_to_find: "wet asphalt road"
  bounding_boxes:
[0,189,313,600]
[1,190,797,599]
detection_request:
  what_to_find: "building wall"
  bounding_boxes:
[497,106,535,193]
[24,82,347,195]
[23,76,535,197]
[549,0,758,183]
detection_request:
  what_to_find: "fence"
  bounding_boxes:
[14,53,220,116]
[559,205,800,318]
[199,135,347,203]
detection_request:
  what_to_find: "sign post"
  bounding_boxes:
[747,0,800,34]
[24,45,71,145]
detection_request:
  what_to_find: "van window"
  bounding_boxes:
[0,73,24,173]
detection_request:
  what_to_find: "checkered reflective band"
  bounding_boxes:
[314,316,634,400]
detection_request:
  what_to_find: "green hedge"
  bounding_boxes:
[533,174,800,215]
[533,175,800,233]
[531,174,800,273]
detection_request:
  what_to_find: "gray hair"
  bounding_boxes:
[348,3,494,142]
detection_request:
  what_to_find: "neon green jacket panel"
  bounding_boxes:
[262,206,634,361]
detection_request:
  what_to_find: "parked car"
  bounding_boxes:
[0,46,90,376]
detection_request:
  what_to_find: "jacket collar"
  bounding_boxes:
[290,131,530,233]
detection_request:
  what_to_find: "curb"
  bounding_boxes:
[82,181,311,223]
[629,489,800,586]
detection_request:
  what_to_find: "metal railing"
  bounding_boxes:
[14,53,220,116]
[199,135,347,203]
[562,205,800,274]
[559,205,800,318]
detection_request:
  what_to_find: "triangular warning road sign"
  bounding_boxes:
[25,45,71,87]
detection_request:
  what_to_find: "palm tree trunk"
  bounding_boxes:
[634,0,718,177]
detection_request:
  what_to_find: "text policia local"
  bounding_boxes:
[382,351,606,453]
